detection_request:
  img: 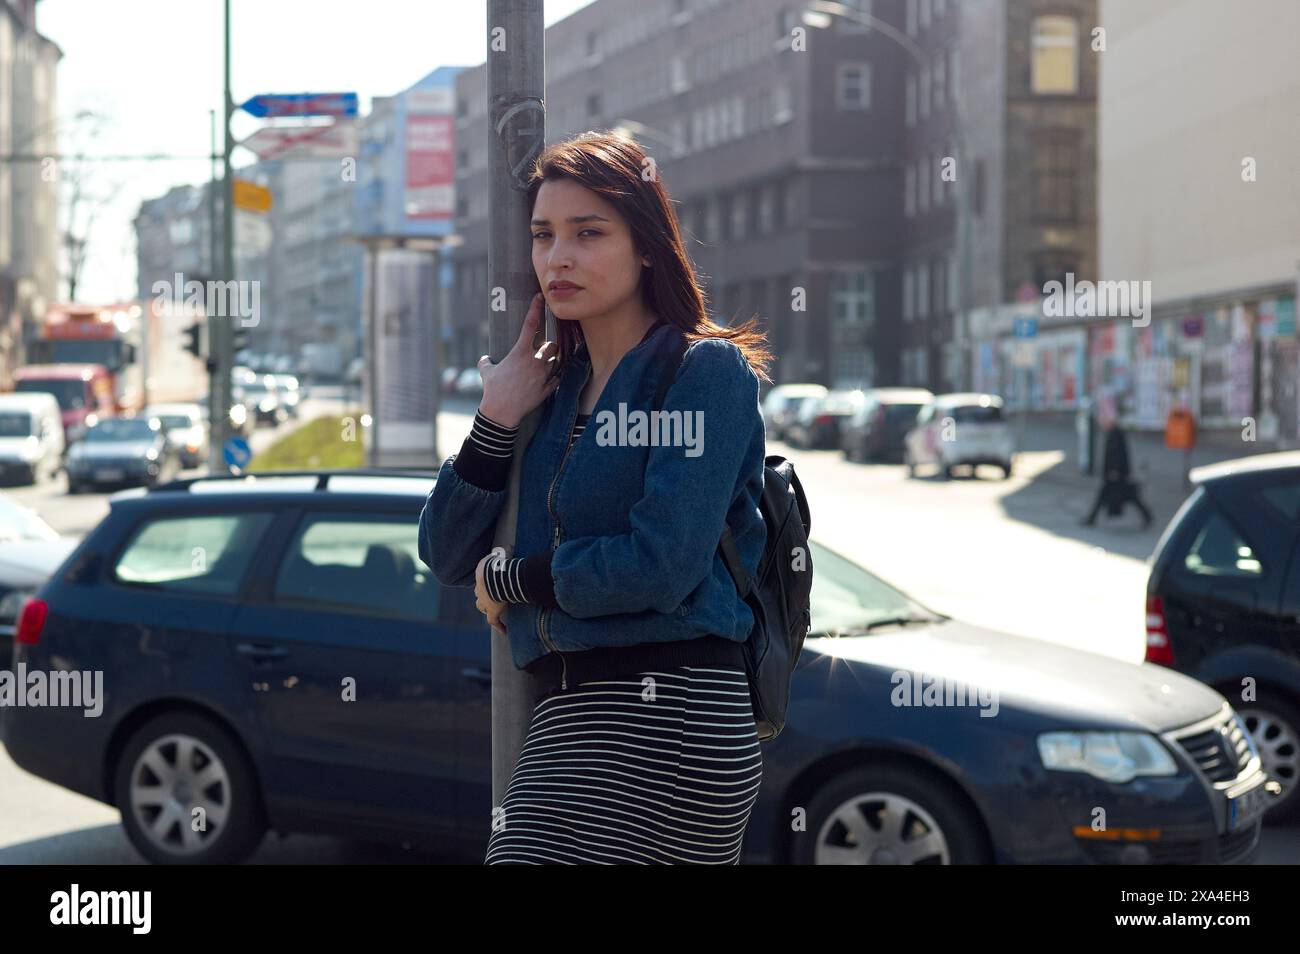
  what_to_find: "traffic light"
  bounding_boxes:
[184,322,203,358]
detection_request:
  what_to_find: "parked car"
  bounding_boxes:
[0,493,74,667]
[785,389,866,450]
[0,392,65,484]
[64,416,182,493]
[234,369,286,427]
[761,384,828,442]
[904,392,1015,479]
[13,363,117,445]
[1,470,1272,864]
[270,375,302,419]
[196,394,251,439]
[455,367,483,396]
[143,403,207,469]
[1145,450,1300,823]
[841,388,933,463]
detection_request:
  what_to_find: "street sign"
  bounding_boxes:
[223,436,252,470]
[240,121,358,160]
[1013,317,1039,339]
[239,92,358,119]
[233,179,272,213]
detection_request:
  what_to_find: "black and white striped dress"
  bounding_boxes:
[485,665,763,864]
[474,410,762,864]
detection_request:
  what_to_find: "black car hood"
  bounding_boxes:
[804,618,1225,733]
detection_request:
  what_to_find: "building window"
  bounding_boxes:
[832,269,875,328]
[586,31,599,57]
[903,267,914,321]
[671,54,690,93]
[919,0,930,29]
[1031,16,1079,95]
[919,64,930,118]
[773,84,793,124]
[916,261,930,317]
[783,178,798,224]
[904,164,916,217]
[974,158,986,217]
[949,47,960,102]
[934,257,946,313]
[834,348,873,389]
[1033,254,1077,291]
[586,93,601,117]
[730,191,749,240]
[948,251,959,309]
[758,184,776,234]
[905,74,916,126]
[918,157,929,212]
[906,0,917,36]
[933,53,945,108]
[1032,129,1079,221]
[705,197,721,243]
[777,9,797,40]
[836,63,871,109]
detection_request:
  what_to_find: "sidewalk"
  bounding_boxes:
[1013,412,1280,522]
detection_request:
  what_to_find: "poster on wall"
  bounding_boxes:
[405,89,455,221]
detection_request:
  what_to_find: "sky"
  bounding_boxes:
[37,0,597,301]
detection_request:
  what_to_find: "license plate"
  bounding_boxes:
[94,468,124,482]
[1226,778,1268,831]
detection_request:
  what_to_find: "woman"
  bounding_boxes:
[418,130,773,864]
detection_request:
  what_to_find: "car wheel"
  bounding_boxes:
[903,449,916,478]
[114,712,268,864]
[1234,697,1300,824]
[791,766,992,864]
[1001,460,1013,479]
[941,463,953,480]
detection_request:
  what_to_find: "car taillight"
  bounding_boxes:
[814,414,833,425]
[1145,594,1174,666]
[15,598,48,646]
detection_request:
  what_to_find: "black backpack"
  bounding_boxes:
[652,331,813,741]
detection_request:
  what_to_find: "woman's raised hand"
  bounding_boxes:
[476,292,561,428]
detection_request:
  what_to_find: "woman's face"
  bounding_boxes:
[531,177,650,323]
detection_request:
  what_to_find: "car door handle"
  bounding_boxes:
[461,667,492,688]
[236,642,290,661]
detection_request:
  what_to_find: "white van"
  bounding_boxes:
[0,392,66,484]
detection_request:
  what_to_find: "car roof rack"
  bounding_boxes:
[150,467,438,493]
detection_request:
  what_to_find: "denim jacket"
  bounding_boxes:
[418,320,766,673]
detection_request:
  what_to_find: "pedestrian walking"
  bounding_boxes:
[418,130,773,864]
[1081,400,1153,529]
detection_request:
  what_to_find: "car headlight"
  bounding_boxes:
[145,448,159,461]
[1038,731,1177,783]
[19,436,42,461]
[259,398,276,412]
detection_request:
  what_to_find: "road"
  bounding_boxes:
[1,392,1295,863]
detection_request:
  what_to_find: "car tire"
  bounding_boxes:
[1001,460,1013,479]
[1232,694,1300,824]
[903,449,916,478]
[791,765,992,865]
[114,712,268,865]
[941,463,953,480]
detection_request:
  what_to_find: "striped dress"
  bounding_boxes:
[481,411,763,864]
[485,665,763,864]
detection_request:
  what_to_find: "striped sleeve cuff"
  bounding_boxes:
[482,551,560,609]
[451,409,519,492]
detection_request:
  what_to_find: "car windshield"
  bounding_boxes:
[0,412,35,437]
[947,403,1003,423]
[886,403,925,425]
[15,378,84,410]
[809,540,943,634]
[85,419,155,442]
[154,414,194,429]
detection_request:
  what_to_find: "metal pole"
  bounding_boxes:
[488,0,546,817]
[207,108,221,470]
[431,246,443,463]
[215,0,235,475]
[365,244,378,466]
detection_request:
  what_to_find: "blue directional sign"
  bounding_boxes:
[223,436,253,470]
[1013,317,1039,339]
[239,92,358,119]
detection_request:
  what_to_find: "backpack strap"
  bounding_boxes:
[651,328,751,600]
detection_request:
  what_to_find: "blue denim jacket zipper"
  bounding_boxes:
[537,361,592,691]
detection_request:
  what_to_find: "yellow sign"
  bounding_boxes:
[233,179,272,213]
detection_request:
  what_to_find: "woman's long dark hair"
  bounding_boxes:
[526,129,773,385]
